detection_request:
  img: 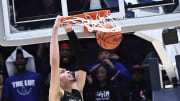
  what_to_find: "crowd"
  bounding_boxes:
[0,20,176,100]
[2,0,179,101]
[1,30,174,101]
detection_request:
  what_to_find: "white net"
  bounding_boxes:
[63,12,122,33]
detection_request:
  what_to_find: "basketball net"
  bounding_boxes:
[61,10,122,33]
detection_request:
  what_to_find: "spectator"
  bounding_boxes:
[36,43,51,101]
[36,43,50,81]
[3,47,44,101]
[88,49,131,101]
[87,63,120,101]
[129,65,151,101]
[89,49,131,84]
[60,42,76,71]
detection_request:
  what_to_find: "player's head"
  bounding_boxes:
[59,68,76,87]
[14,49,28,73]
[98,49,111,61]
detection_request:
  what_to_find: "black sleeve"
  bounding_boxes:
[67,31,88,72]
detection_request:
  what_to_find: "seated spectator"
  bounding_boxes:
[88,49,131,84]
[86,63,120,101]
[88,48,131,101]
[129,65,151,101]
[3,47,44,101]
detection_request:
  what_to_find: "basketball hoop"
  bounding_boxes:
[61,10,122,50]
[61,10,122,33]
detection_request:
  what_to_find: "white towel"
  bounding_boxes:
[6,46,36,77]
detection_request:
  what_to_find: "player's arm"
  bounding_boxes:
[74,70,86,92]
[62,24,87,93]
[49,16,64,101]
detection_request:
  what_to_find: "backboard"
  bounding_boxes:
[0,0,180,46]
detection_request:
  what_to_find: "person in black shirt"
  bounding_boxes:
[59,42,76,71]
[49,16,87,101]
[86,63,120,101]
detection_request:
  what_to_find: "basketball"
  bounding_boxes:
[96,24,122,50]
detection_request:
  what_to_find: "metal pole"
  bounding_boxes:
[61,0,68,17]
[118,0,126,19]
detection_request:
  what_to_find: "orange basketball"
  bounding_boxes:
[96,24,122,50]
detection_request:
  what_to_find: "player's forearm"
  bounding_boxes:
[67,31,82,58]
[49,92,60,101]
[75,70,87,91]
[67,31,88,71]
[49,16,62,101]
[50,26,60,68]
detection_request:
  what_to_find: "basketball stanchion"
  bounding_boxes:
[61,10,122,50]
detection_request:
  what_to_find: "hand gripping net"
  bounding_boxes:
[62,10,121,33]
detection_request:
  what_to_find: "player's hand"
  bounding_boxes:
[61,23,72,33]
[53,15,62,30]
